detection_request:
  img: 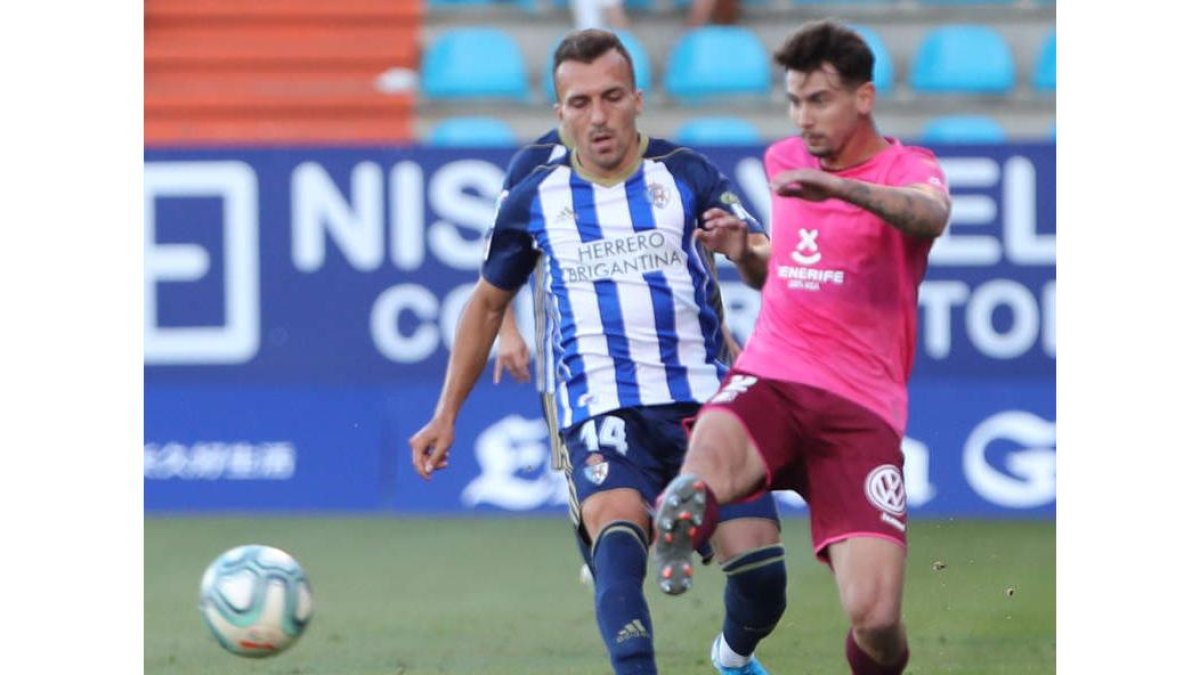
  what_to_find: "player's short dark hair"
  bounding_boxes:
[773,19,875,89]
[552,29,636,95]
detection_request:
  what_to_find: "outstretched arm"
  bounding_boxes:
[409,279,518,479]
[771,169,951,238]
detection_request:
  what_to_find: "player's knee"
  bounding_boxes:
[683,413,761,502]
[843,592,902,636]
[592,521,649,581]
[582,489,650,538]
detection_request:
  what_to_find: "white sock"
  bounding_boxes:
[718,634,752,668]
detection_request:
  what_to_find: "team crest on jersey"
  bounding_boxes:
[584,453,609,485]
[645,182,671,209]
[791,228,822,265]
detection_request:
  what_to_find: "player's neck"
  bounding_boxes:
[573,134,648,187]
[818,124,890,172]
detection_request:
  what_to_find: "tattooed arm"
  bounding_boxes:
[770,168,951,238]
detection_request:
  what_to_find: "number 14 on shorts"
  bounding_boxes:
[579,416,629,455]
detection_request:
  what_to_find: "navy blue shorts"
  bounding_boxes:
[563,403,779,529]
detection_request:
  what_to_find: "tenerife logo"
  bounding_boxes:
[777,226,845,291]
[865,464,907,532]
[790,228,822,265]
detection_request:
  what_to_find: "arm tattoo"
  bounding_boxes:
[842,181,946,238]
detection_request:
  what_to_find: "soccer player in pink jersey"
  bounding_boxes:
[652,19,951,675]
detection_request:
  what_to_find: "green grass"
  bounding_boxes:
[145,517,1054,674]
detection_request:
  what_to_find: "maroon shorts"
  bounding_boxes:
[699,370,908,563]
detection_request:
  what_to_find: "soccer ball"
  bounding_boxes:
[198,544,314,657]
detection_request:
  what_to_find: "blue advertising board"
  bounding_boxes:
[144,142,1055,517]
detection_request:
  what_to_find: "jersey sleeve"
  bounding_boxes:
[691,151,766,236]
[480,186,540,291]
[502,130,563,191]
[891,146,949,195]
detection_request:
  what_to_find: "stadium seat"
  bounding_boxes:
[909,25,1016,94]
[675,117,762,146]
[920,115,1007,144]
[675,0,769,7]
[664,27,771,103]
[1033,32,1056,92]
[421,28,529,101]
[427,117,518,147]
[552,0,654,11]
[542,30,652,103]
[850,25,895,96]
[913,0,1015,5]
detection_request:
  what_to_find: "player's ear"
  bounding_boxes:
[855,81,875,115]
[634,89,644,116]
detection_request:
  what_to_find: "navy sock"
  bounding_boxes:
[721,544,787,658]
[845,629,909,675]
[592,522,656,674]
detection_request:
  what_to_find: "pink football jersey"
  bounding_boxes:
[736,136,947,434]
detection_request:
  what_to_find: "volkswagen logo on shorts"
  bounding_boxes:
[864,465,907,516]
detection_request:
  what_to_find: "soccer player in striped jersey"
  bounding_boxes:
[411,29,786,675]
[652,20,952,675]
[491,128,735,583]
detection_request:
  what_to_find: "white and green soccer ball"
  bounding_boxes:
[198,544,314,657]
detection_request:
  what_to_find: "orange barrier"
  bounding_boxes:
[145,0,421,145]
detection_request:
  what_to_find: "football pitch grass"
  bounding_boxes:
[145,516,1054,674]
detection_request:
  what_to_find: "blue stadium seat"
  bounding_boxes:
[427,117,518,147]
[552,0,654,11]
[674,117,762,146]
[920,115,1007,144]
[664,27,771,103]
[421,28,529,101]
[909,25,1016,94]
[1033,32,1056,92]
[542,30,652,103]
[849,25,895,96]
[913,0,1015,5]
[675,0,770,7]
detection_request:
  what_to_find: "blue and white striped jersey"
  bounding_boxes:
[483,135,763,429]
[501,129,569,397]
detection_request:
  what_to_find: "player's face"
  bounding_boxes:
[785,64,874,159]
[555,49,643,178]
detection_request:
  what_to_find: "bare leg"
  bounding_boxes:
[827,537,909,668]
